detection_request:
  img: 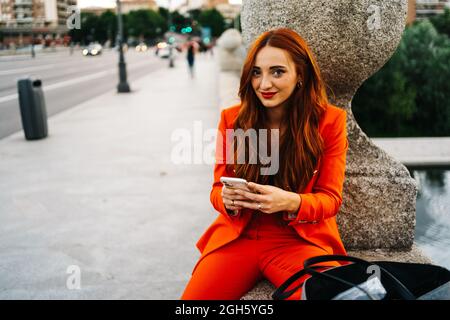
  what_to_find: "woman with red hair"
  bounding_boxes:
[181,28,349,300]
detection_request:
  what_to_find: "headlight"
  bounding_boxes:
[142,45,147,51]
[82,49,88,55]
[91,49,98,55]
[157,42,167,49]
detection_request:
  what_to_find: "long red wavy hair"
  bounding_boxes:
[227,28,330,192]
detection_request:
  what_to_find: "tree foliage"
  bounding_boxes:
[198,9,226,37]
[70,7,227,45]
[125,9,166,41]
[429,7,450,38]
[353,19,450,137]
[71,9,166,45]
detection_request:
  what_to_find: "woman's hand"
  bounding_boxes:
[232,182,301,215]
[221,185,250,213]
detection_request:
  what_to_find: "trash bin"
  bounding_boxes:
[17,77,48,140]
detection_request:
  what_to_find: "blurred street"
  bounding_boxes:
[0,0,449,303]
[0,51,219,299]
[0,47,174,138]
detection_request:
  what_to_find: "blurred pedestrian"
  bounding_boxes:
[186,38,198,78]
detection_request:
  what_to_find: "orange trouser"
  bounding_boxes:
[181,212,339,300]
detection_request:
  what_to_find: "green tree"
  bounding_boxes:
[69,11,114,45]
[158,7,169,22]
[125,9,166,42]
[187,8,202,22]
[78,12,100,45]
[403,20,450,136]
[170,10,189,33]
[429,7,450,38]
[98,10,117,46]
[352,47,417,136]
[236,13,242,33]
[198,8,225,37]
[353,19,450,137]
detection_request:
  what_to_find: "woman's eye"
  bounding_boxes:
[273,69,284,77]
[252,70,261,77]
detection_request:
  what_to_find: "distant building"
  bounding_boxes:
[199,0,240,27]
[172,0,202,15]
[174,0,240,25]
[0,0,15,24]
[81,0,158,16]
[203,0,228,9]
[120,0,157,14]
[81,6,114,16]
[406,0,450,25]
[407,0,416,25]
[215,2,240,21]
[0,0,77,28]
[0,0,78,47]
[415,0,450,19]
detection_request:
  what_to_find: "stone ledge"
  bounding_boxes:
[240,244,431,300]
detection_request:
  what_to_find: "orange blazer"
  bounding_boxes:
[193,103,349,274]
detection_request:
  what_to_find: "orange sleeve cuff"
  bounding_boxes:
[284,194,321,225]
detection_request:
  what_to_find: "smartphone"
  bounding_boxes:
[220,177,251,192]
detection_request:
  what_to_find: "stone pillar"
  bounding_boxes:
[216,29,247,108]
[216,28,247,72]
[241,0,416,250]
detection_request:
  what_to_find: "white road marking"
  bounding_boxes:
[0,64,57,76]
[0,58,159,105]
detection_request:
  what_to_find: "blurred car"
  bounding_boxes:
[82,43,102,56]
[155,41,170,58]
[135,42,148,52]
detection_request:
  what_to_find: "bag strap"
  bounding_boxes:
[271,266,323,300]
[272,261,374,300]
[303,255,416,300]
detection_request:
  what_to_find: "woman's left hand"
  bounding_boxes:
[233,182,301,215]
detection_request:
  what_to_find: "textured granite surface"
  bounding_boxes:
[217,29,247,72]
[241,0,416,250]
[241,245,432,300]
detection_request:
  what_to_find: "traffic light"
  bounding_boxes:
[181,26,192,34]
[168,36,175,44]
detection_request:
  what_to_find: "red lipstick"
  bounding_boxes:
[261,92,277,99]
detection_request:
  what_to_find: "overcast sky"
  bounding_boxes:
[78,0,241,9]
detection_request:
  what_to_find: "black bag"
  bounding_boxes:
[272,255,450,300]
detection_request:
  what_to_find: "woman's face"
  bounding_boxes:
[251,46,299,109]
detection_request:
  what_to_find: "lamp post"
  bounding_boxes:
[168,0,174,68]
[116,0,130,93]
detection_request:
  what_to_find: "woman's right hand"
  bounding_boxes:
[221,185,249,214]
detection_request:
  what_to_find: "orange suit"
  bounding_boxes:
[181,103,348,300]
